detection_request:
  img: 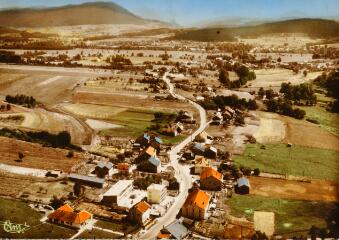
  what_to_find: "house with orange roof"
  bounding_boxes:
[136,146,156,163]
[47,204,92,229]
[194,156,210,174]
[181,189,210,220]
[129,201,151,226]
[117,163,130,174]
[200,167,222,191]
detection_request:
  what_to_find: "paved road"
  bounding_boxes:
[141,73,208,239]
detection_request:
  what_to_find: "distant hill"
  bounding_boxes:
[0,2,166,27]
[173,19,339,42]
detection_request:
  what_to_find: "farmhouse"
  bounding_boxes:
[200,167,222,191]
[211,111,223,125]
[147,183,167,204]
[181,189,210,220]
[136,146,156,163]
[235,177,250,194]
[137,155,161,173]
[68,173,105,188]
[150,136,162,152]
[135,133,151,147]
[161,125,178,137]
[102,180,133,206]
[47,204,92,229]
[194,131,213,143]
[191,142,205,155]
[204,146,218,159]
[94,162,114,178]
[194,156,210,174]
[129,201,151,226]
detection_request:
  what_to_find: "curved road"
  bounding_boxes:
[141,73,208,239]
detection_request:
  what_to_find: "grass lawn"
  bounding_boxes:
[228,194,336,235]
[0,198,77,239]
[100,109,154,137]
[78,229,122,239]
[300,105,339,137]
[233,143,339,181]
[95,220,138,234]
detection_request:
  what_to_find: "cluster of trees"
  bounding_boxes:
[5,94,37,108]
[133,175,161,190]
[218,65,256,88]
[0,51,21,63]
[314,70,339,113]
[266,98,306,119]
[0,128,75,149]
[280,82,317,105]
[309,204,339,239]
[106,55,132,69]
[201,94,258,111]
[148,112,177,132]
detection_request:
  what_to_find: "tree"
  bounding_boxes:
[277,57,282,62]
[18,151,24,162]
[303,70,308,77]
[57,131,71,147]
[218,69,230,87]
[258,87,265,99]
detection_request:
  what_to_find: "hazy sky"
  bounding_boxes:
[0,0,338,26]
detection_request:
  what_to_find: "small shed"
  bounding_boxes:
[235,177,250,194]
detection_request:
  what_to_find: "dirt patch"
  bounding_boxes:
[279,114,339,151]
[249,176,339,202]
[0,136,84,172]
[254,112,285,144]
[86,119,121,130]
[73,90,198,115]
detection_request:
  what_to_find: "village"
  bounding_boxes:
[0,1,339,240]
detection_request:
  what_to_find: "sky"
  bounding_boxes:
[0,0,338,26]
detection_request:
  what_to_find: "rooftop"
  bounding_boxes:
[183,188,209,210]
[68,173,105,184]
[136,201,151,214]
[48,204,91,225]
[103,180,133,197]
[200,167,222,181]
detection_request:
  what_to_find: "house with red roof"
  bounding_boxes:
[181,189,210,220]
[129,201,151,226]
[47,204,92,229]
[200,167,222,191]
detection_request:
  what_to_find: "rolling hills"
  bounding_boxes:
[0,1,161,27]
[173,18,339,42]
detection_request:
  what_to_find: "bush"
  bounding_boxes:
[253,168,260,176]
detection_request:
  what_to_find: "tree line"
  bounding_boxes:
[314,70,339,113]
[5,94,37,108]
[200,94,258,111]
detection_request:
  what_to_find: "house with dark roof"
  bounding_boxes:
[181,189,210,220]
[135,133,151,147]
[150,136,163,152]
[94,162,114,178]
[235,177,250,194]
[68,173,105,188]
[204,146,218,159]
[157,219,189,240]
[136,146,157,163]
[137,155,161,173]
[200,167,222,191]
[191,142,205,155]
[47,204,92,229]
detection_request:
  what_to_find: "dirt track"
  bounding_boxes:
[249,176,339,202]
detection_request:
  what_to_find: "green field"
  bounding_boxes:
[228,195,336,235]
[234,143,339,181]
[0,198,76,239]
[300,105,339,137]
